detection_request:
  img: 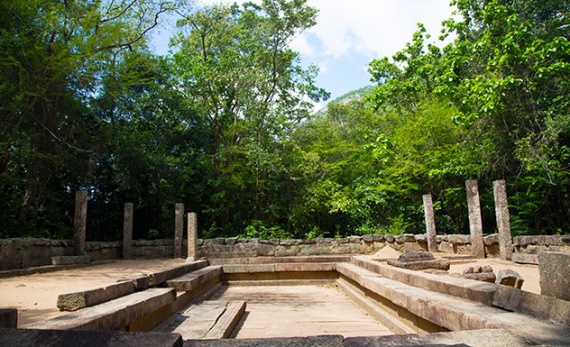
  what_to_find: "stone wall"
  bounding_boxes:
[513,235,570,254]
[1,234,569,271]
[196,234,502,259]
[0,239,180,270]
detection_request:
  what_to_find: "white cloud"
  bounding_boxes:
[198,0,453,59]
[294,0,453,59]
[184,0,455,98]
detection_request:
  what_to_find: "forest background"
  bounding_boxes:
[1,0,568,241]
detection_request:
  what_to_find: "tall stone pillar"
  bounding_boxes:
[187,212,198,262]
[174,203,184,258]
[122,203,134,259]
[493,180,513,260]
[73,191,88,256]
[423,194,438,253]
[466,180,485,258]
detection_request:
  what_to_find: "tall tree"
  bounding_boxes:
[171,0,328,233]
[0,0,180,236]
[368,0,570,234]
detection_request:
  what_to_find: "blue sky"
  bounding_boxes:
[151,0,454,104]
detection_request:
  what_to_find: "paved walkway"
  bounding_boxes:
[210,284,394,338]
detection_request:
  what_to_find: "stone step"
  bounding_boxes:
[56,260,209,312]
[208,255,351,265]
[158,300,246,340]
[57,279,140,312]
[30,288,176,331]
[351,256,496,304]
[0,328,183,347]
[149,260,209,286]
[221,262,336,273]
[166,266,223,292]
[336,278,415,335]
[337,263,570,346]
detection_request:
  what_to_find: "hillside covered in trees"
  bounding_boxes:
[1,0,568,241]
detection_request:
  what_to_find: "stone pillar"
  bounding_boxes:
[465,180,485,258]
[122,203,134,259]
[493,180,513,260]
[539,251,570,301]
[73,191,88,256]
[423,194,438,254]
[174,203,184,258]
[187,212,198,262]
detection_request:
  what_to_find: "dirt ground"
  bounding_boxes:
[449,258,540,294]
[0,257,541,329]
[0,259,186,327]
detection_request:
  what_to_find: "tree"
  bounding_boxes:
[0,0,180,237]
[171,0,328,234]
[367,0,570,234]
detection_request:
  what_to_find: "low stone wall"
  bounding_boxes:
[0,239,180,270]
[513,235,570,254]
[1,234,569,271]
[197,234,502,259]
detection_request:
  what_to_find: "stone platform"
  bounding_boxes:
[1,256,569,346]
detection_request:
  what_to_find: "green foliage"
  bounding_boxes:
[238,220,293,240]
[367,0,570,235]
[1,0,567,241]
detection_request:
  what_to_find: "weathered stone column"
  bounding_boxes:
[174,203,184,258]
[73,191,88,256]
[539,251,570,301]
[493,180,513,260]
[122,203,134,259]
[187,212,198,262]
[465,180,485,258]
[423,194,438,253]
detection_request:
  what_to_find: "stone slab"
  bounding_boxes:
[210,256,351,265]
[149,260,209,286]
[166,266,222,292]
[204,301,246,339]
[511,253,538,265]
[222,264,276,273]
[344,329,529,347]
[0,309,17,328]
[0,328,183,347]
[163,301,230,340]
[31,288,176,331]
[351,256,496,305]
[160,300,246,339]
[160,301,232,339]
[495,269,523,289]
[538,251,570,300]
[337,263,493,331]
[51,256,91,266]
[274,262,336,272]
[342,261,570,345]
[387,257,450,271]
[492,284,570,325]
[57,280,135,311]
[337,278,415,334]
[184,335,344,347]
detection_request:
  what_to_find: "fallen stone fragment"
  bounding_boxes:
[387,251,450,271]
[496,269,524,289]
[462,272,497,283]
